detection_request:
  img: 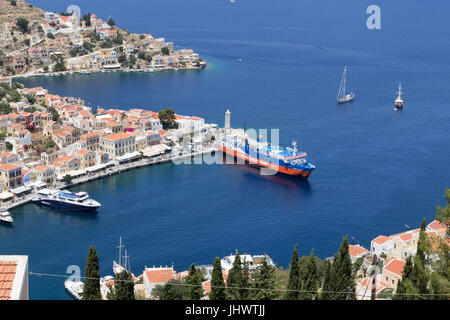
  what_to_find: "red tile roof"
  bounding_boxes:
[348,245,369,257]
[144,268,175,284]
[0,261,17,300]
[373,236,391,245]
[428,220,446,231]
[384,259,406,277]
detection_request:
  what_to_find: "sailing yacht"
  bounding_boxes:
[337,66,355,103]
[394,82,404,110]
[113,237,136,278]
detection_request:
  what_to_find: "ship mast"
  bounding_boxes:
[397,82,402,99]
[116,237,124,267]
[337,66,347,100]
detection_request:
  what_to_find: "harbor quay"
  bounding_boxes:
[0,145,219,212]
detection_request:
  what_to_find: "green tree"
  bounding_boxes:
[249,255,276,300]
[436,188,450,236]
[82,13,91,27]
[47,32,55,39]
[162,281,175,300]
[226,253,247,300]
[161,47,170,56]
[107,18,115,26]
[62,174,72,184]
[183,264,204,300]
[395,256,418,300]
[158,108,178,130]
[5,141,13,151]
[320,260,333,299]
[82,246,101,300]
[210,257,226,300]
[16,18,29,34]
[328,236,355,300]
[299,249,318,300]
[285,244,300,299]
[107,270,135,300]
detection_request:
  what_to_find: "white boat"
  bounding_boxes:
[337,65,355,103]
[394,82,404,110]
[31,189,101,211]
[220,253,275,271]
[0,210,13,224]
[64,280,83,300]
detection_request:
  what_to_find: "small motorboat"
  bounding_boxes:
[0,210,13,224]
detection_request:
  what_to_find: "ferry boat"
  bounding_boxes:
[64,280,83,299]
[0,210,13,224]
[219,134,315,178]
[337,65,355,103]
[221,253,275,271]
[31,189,101,211]
[394,82,404,110]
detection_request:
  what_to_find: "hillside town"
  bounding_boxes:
[0,81,217,204]
[0,0,206,77]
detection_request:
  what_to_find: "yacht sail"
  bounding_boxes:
[337,66,355,103]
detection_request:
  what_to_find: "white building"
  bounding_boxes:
[142,266,176,298]
[370,235,394,258]
[0,255,28,300]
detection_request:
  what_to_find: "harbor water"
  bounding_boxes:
[1,0,450,299]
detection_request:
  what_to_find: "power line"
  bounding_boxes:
[28,271,450,298]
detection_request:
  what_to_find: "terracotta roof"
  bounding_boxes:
[0,261,17,300]
[102,132,133,141]
[76,149,90,155]
[0,164,21,171]
[373,236,391,245]
[428,220,446,231]
[384,259,406,277]
[144,268,175,284]
[34,165,49,172]
[348,245,369,257]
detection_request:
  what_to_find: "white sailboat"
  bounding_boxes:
[394,82,404,110]
[337,66,355,103]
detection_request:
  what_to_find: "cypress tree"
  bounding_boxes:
[330,236,355,300]
[411,219,430,297]
[109,270,135,300]
[320,259,333,300]
[82,246,101,300]
[395,256,419,300]
[210,257,226,300]
[162,281,175,300]
[249,255,276,300]
[226,253,246,300]
[299,249,318,300]
[285,244,300,299]
[183,264,204,300]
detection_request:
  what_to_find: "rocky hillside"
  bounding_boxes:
[0,0,45,25]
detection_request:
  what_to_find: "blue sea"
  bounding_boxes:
[1,0,450,299]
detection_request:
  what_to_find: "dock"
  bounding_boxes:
[0,146,218,212]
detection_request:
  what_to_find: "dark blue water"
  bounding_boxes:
[2,0,450,299]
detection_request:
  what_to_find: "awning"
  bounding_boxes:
[116,151,142,162]
[86,163,108,172]
[0,191,14,200]
[10,185,32,195]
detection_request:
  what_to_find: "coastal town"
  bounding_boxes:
[0,80,218,209]
[0,0,206,77]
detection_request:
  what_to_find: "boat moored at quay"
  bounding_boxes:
[219,134,316,178]
[31,189,101,211]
